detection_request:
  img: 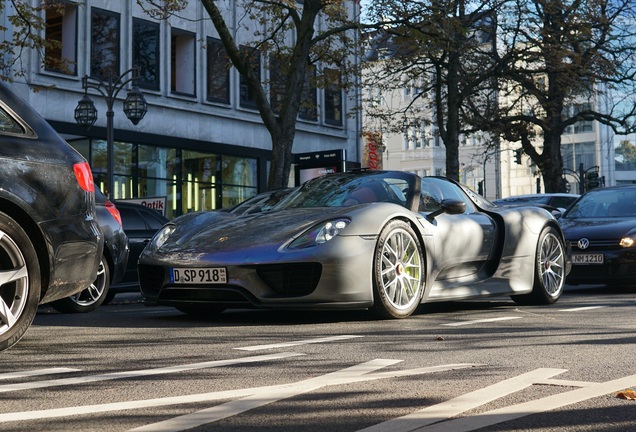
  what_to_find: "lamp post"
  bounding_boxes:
[74,68,148,198]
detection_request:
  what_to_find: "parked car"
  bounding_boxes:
[559,185,636,286]
[50,188,129,313]
[493,193,580,213]
[138,171,570,318]
[103,201,168,303]
[0,82,102,350]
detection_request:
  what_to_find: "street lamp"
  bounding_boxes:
[74,68,148,198]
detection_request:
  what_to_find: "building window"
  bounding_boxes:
[239,46,261,110]
[90,8,120,79]
[206,38,231,104]
[44,3,77,75]
[324,68,343,126]
[299,66,317,121]
[171,30,195,96]
[133,18,160,91]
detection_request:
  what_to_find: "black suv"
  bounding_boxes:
[50,188,129,313]
[0,82,103,350]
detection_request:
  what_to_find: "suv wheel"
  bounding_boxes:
[0,212,41,351]
[50,258,110,313]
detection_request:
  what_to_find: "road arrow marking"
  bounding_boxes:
[0,352,303,393]
[442,316,522,326]
[235,334,364,351]
[0,368,80,380]
[0,362,479,426]
[357,368,567,432]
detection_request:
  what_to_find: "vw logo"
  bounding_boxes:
[577,238,590,250]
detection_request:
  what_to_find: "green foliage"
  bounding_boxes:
[615,140,636,164]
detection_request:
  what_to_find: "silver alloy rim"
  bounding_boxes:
[380,228,422,310]
[540,232,565,296]
[70,259,106,306]
[0,231,29,335]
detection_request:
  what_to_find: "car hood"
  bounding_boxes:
[161,207,356,255]
[559,217,636,240]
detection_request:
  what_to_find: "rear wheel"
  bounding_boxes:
[512,226,565,305]
[51,258,110,313]
[0,212,41,351]
[372,220,424,318]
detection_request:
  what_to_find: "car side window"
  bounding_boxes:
[119,208,147,230]
[419,178,476,214]
[0,106,24,135]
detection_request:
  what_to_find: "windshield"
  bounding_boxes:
[564,187,636,218]
[274,172,415,209]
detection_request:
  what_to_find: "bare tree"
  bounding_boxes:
[363,0,500,181]
[491,0,636,192]
[141,0,363,189]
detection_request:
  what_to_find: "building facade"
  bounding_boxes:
[3,0,361,219]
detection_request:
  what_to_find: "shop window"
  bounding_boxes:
[182,150,220,212]
[44,3,77,74]
[171,30,195,96]
[239,46,261,109]
[133,18,160,91]
[324,68,342,126]
[90,8,120,79]
[299,66,317,121]
[206,38,231,104]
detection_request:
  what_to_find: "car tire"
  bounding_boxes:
[50,257,110,313]
[511,226,565,305]
[372,220,424,319]
[0,212,42,351]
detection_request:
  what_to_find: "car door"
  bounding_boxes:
[418,178,497,289]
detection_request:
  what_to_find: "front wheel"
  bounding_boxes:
[50,258,110,313]
[512,226,565,305]
[372,220,425,319]
[0,212,41,351]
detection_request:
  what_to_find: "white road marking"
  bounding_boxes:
[0,363,479,425]
[356,368,567,432]
[558,306,606,312]
[441,316,522,327]
[0,352,303,394]
[235,334,364,351]
[0,368,80,380]
[417,372,636,432]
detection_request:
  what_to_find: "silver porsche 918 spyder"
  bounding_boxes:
[138,170,571,318]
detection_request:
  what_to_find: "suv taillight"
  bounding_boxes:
[105,200,123,227]
[74,162,95,192]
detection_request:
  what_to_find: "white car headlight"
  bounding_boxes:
[288,218,350,249]
[145,224,176,254]
[619,236,635,248]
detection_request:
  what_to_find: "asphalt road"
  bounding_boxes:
[1,285,635,432]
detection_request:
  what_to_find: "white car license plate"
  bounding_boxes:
[572,254,604,265]
[170,268,227,284]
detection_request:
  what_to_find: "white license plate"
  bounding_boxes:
[170,267,227,284]
[572,254,604,265]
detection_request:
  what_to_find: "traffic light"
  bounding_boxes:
[478,180,484,195]
[585,170,600,190]
[514,148,522,165]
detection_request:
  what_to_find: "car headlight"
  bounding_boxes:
[145,224,176,254]
[619,236,636,248]
[288,218,350,249]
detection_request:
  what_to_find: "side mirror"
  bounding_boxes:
[427,199,466,220]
